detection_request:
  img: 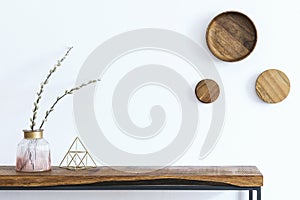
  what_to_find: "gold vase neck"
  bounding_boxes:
[23,130,43,139]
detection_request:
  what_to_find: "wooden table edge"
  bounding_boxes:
[0,166,263,188]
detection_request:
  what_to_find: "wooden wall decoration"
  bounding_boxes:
[255,69,290,103]
[206,11,257,62]
[195,79,220,103]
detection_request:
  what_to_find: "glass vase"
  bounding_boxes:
[16,130,51,172]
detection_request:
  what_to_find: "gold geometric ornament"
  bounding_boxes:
[59,137,97,170]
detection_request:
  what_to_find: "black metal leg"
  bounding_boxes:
[257,187,261,200]
[249,190,253,200]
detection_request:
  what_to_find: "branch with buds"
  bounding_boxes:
[28,47,100,131]
[30,47,73,130]
[39,79,100,129]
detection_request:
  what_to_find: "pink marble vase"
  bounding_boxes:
[16,130,51,172]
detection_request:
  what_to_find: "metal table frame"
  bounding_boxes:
[0,184,261,200]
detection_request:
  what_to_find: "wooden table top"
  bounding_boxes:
[0,166,263,188]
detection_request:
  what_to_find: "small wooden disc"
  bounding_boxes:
[195,79,220,103]
[206,11,257,62]
[255,69,290,103]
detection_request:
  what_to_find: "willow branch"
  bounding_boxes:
[39,79,100,129]
[30,47,73,130]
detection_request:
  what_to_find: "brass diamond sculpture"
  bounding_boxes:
[59,137,97,170]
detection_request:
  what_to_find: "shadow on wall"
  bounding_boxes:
[246,72,263,103]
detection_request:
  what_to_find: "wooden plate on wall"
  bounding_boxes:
[255,69,290,103]
[195,79,220,103]
[206,11,257,62]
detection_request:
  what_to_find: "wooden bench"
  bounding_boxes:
[0,166,263,200]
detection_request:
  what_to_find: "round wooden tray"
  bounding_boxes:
[195,79,220,103]
[206,11,257,62]
[255,69,290,103]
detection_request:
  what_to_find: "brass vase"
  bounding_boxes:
[16,130,51,172]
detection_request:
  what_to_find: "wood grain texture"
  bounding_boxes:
[195,79,220,103]
[206,11,257,62]
[256,69,290,103]
[0,166,263,187]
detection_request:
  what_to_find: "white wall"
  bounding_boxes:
[1,0,300,199]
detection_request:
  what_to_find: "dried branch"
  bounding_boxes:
[30,47,73,130]
[39,79,100,129]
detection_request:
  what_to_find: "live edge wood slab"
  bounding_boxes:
[0,166,262,188]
